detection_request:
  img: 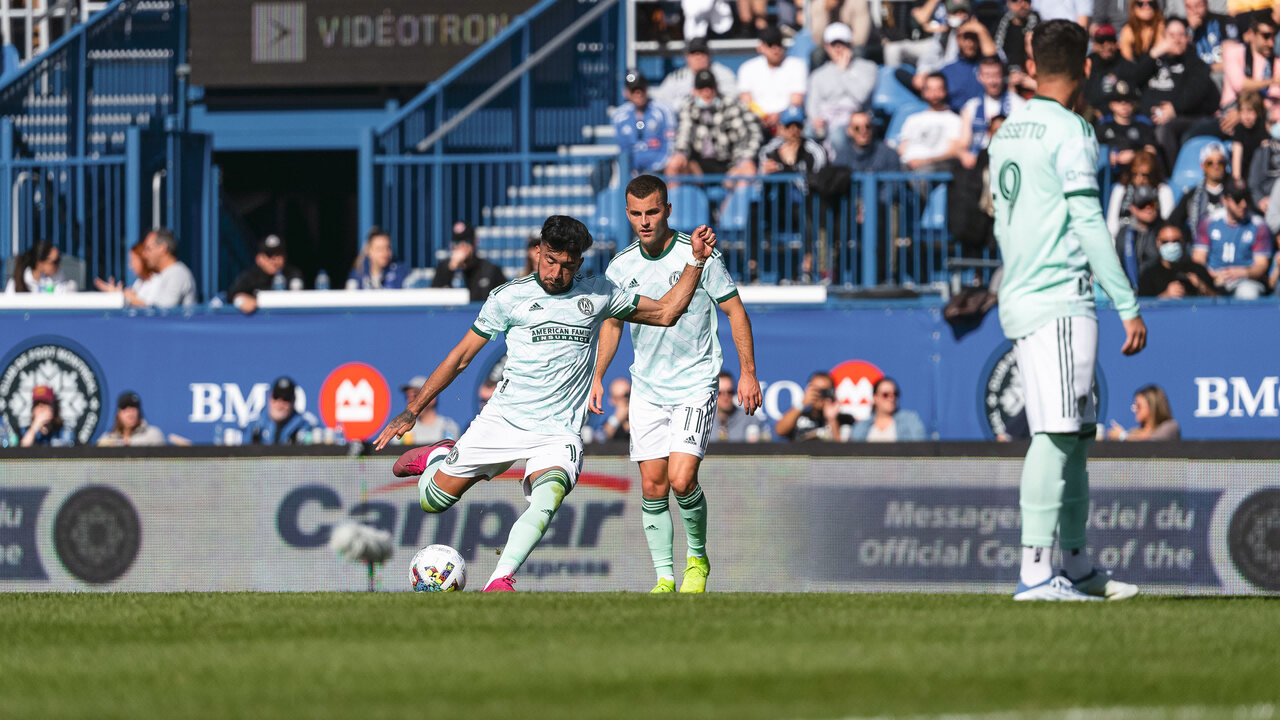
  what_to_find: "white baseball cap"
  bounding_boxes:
[823,22,853,45]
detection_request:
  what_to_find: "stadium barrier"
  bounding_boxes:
[2,445,1276,594]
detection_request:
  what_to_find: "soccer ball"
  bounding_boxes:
[410,544,466,592]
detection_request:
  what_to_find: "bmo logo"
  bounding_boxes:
[319,363,391,440]
[1193,377,1280,418]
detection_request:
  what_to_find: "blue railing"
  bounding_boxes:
[361,0,625,268]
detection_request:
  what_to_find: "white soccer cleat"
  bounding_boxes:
[1066,568,1139,601]
[1013,575,1102,602]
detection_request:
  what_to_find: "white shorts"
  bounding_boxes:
[1013,315,1099,435]
[629,387,717,462]
[441,412,582,497]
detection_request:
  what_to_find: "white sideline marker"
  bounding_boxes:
[818,703,1276,720]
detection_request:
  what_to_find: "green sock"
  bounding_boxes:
[1019,432,1077,548]
[642,495,675,580]
[418,457,457,513]
[675,484,708,559]
[489,469,569,583]
[1059,428,1094,553]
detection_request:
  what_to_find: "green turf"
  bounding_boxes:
[2,593,1277,720]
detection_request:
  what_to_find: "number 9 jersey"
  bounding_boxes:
[987,96,1138,341]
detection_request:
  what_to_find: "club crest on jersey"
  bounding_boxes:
[668,271,681,286]
[577,297,594,315]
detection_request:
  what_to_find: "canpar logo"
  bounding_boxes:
[319,363,390,441]
[830,360,884,423]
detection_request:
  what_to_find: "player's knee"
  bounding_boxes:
[530,467,572,502]
[670,475,699,497]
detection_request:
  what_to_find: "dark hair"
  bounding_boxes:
[924,72,949,90]
[149,228,177,256]
[367,225,389,241]
[626,174,669,205]
[873,376,900,398]
[1156,222,1187,243]
[33,394,65,436]
[539,215,594,256]
[978,55,1005,72]
[1164,15,1188,29]
[717,370,736,384]
[12,241,57,293]
[1031,19,1089,81]
[808,370,833,383]
[1248,13,1275,31]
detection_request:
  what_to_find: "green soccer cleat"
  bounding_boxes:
[650,578,676,594]
[680,556,710,593]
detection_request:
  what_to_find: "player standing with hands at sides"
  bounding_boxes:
[590,175,762,594]
[988,20,1148,602]
[374,215,718,592]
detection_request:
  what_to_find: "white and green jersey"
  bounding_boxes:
[605,231,738,403]
[470,274,639,435]
[988,95,1139,340]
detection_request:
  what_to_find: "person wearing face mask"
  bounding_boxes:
[1137,223,1218,297]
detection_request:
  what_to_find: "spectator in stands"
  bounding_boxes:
[1107,384,1181,440]
[711,370,767,441]
[959,57,1025,163]
[734,0,769,35]
[5,240,73,294]
[1138,223,1219,296]
[522,234,541,276]
[1247,122,1280,211]
[430,222,508,302]
[653,37,738,112]
[809,0,873,57]
[229,234,302,314]
[759,106,828,281]
[1185,0,1236,73]
[129,228,197,308]
[839,111,902,170]
[1084,24,1140,112]
[1232,89,1268,181]
[399,376,460,445]
[612,71,677,176]
[1221,15,1280,120]
[95,240,153,302]
[737,24,807,131]
[908,1,996,83]
[849,377,926,442]
[806,23,877,163]
[950,114,1003,254]
[896,73,964,173]
[245,376,316,445]
[96,391,166,447]
[1091,0,1127,35]
[994,0,1039,71]
[682,0,734,40]
[1119,0,1164,60]
[1115,186,1166,286]
[600,377,632,442]
[1033,0,1090,25]
[883,0,946,68]
[1169,140,1228,235]
[1107,149,1176,237]
[20,385,73,447]
[1194,180,1274,298]
[1135,17,1220,169]
[1097,80,1158,172]
[937,30,990,113]
[776,371,841,441]
[666,69,762,180]
[346,226,406,290]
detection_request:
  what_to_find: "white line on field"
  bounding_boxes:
[818,703,1276,720]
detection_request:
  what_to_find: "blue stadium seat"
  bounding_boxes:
[788,30,814,68]
[719,185,762,232]
[593,188,624,244]
[872,65,917,116]
[885,99,928,147]
[921,185,948,231]
[1169,135,1222,202]
[1,45,19,79]
[667,185,711,229]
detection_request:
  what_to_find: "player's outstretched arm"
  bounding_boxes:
[373,329,489,450]
[1065,194,1146,355]
[719,295,762,415]
[589,317,624,415]
[626,225,716,327]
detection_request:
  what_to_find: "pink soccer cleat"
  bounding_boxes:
[392,439,455,477]
[482,575,517,592]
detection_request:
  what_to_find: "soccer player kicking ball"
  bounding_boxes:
[590,175,762,594]
[374,215,718,592]
[988,20,1148,601]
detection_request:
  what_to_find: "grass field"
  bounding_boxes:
[2,593,1277,720]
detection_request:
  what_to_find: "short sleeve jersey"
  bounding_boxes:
[988,95,1137,339]
[605,232,738,404]
[470,274,639,435]
[1195,209,1274,270]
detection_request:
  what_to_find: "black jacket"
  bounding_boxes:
[1133,51,1219,118]
[1084,53,1139,113]
[228,263,304,298]
[431,257,510,303]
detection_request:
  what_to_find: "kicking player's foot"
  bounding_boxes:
[393,439,455,477]
[1065,568,1139,601]
[482,574,516,592]
[650,578,676,594]
[680,556,710,593]
[1013,575,1101,601]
